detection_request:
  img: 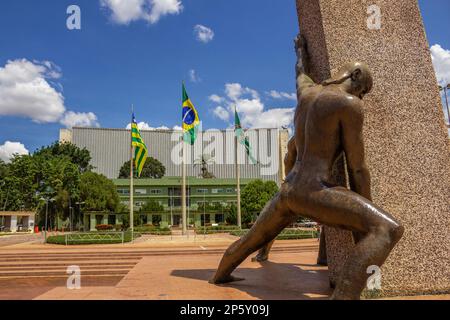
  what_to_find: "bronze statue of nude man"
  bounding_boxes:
[210,35,404,300]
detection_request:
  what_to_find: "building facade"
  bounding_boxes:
[82,177,256,231]
[0,212,35,233]
[61,127,290,185]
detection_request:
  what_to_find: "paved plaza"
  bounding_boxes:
[0,236,448,300]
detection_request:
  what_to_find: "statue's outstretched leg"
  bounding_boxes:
[287,186,404,300]
[210,193,295,284]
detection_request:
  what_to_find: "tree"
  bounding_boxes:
[225,204,237,225]
[80,172,120,212]
[0,159,8,179]
[241,180,279,224]
[34,141,92,173]
[140,200,164,212]
[6,154,41,211]
[118,157,166,179]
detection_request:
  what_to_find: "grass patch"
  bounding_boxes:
[46,231,140,245]
[134,226,172,235]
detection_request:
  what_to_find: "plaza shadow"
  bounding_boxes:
[171,261,331,300]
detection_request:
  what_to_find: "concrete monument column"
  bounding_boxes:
[296,0,450,296]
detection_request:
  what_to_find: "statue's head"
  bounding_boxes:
[322,62,373,99]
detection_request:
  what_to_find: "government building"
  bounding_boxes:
[60,127,289,230]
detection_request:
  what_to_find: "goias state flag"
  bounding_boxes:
[131,114,148,177]
[182,83,200,145]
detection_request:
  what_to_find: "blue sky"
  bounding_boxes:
[0,0,449,159]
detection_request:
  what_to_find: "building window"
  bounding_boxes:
[197,189,208,194]
[152,215,162,226]
[139,215,148,225]
[212,189,224,194]
[118,188,129,195]
[96,215,103,225]
[215,214,224,223]
[201,214,211,226]
[226,188,234,193]
[150,189,162,194]
[135,201,145,207]
[135,189,147,195]
[108,215,116,225]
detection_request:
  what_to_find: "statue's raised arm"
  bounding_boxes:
[294,34,315,100]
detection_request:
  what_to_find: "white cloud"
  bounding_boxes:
[225,83,259,101]
[213,106,230,121]
[194,24,214,43]
[0,59,99,128]
[211,83,295,129]
[100,0,183,25]
[60,111,100,128]
[209,94,224,103]
[250,108,295,129]
[172,125,183,131]
[0,141,29,163]
[0,59,66,123]
[189,69,200,83]
[149,0,183,24]
[267,90,296,101]
[431,44,450,86]
[126,121,170,131]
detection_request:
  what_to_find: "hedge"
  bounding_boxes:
[229,229,319,240]
[134,226,172,235]
[46,231,140,245]
[194,225,240,234]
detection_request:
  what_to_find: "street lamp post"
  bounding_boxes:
[439,84,450,127]
[69,206,73,232]
[75,201,85,231]
[37,185,55,243]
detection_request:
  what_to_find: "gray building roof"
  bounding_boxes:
[63,127,288,183]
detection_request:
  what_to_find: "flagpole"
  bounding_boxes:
[130,105,134,235]
[235,106,242,229]
[181,84,187,236]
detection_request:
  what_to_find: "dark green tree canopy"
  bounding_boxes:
[241,179,279,222]
[0,159,8,179]
[80,171,120,212]
[140,200,164,212]
[118,157,166,179]
[34,142,92,173]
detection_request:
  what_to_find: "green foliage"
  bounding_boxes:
[225,204,237,225]
[134,225,171,235]
[80,172,120,212]
[140,200,164,212]
[34,142,92,173]
[195,225,240,235]
[197,202,225,212]
[0,159,8,179]
[118,157,166,179]
[230,229,318,240]
[4,155,41,211]
[241,180,279,224]
[46,231,140,245]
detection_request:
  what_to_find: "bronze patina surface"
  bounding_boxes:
[210,36,404,300]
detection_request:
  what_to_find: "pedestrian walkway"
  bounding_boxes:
[0,240,322,299]
[0,233,43,247]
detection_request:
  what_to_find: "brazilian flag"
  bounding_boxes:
[182,83,200,145]
[235,108,257,165]
[131,114,148,177]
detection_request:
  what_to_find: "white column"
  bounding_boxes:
[10,215,17,233]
